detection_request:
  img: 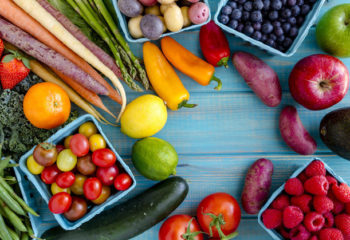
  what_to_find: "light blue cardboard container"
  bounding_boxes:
[19,114,136,231]
[111,0,211,43]
[214,0,326,57]
[257,158,347,239]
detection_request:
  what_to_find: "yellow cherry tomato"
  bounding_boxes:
[71,174,87,195]
[64,135,73,149]
[57,149,77,172]
[92,185,111,205]
[79,122,97,138]
[51,182,71,195]
[27,155,44,175]
[89,134,106,152]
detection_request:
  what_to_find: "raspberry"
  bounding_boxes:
[289,225,311,240]
[324,212,335,228]
[272,194,290,210]
[304,212,325,232]
[319,228,344,240]
[335,214,350,236]
[310,236,318,240]
[326,176,338,186]
[305,160,326,177]
[313,195,334,214]
[278,227,290,239]
[262,209,282,229]
[304,176,329,195]
[291,194,312,213]
[285,178,304,196]
[298,171,309,183]
[328,191,345,214]
[332,183,350,203]
[283,206,304,229]
[345,203,350,214]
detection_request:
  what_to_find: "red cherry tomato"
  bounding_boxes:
[56,172,76,188]
[197,193,241,239]
[41,165,61,184]
[83,177,102,200]
[56,144,65,153]
[114,173,132,191]
[48,192,72,214]
[92,148,116,168]
[159,215,203,240]
[69,134,89,157]
[96,165,119,186]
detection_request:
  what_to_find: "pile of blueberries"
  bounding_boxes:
[218,0,317,52]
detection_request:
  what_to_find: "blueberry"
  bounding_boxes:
[237,23,245,32]
[289,27,299,37]
[287,0,296,5]
[297,0,304,5]
[274,26,284,36]
[252,31,262,40]
[308,0,317,3]
[237,5,244,11]
[291,5,301,16]
[271,0,282,10]
[262,23,274,33]
[238,0,247,4]
[228,1,238,8]
[288,17,297,25]
[221,5,233,15]
[283,37,293,48]
[268,10,279,20]
[253,0,264,10]
[228,19,239,29]
[253,22,262,30]
[261,34,268,42]
[263,0,270,10]
[251,10,263,22]
[277,35,285,42]
[281,9,292,18]
[243,1,252,11]
[244,25,254,36]
[219,15,230,24]
[231,9,242,19]
[269,33,277,41]
[282,22,291,32]
[297,16,304,25]
[301,4,311,15]
[273,21,281,27]
[242,11,250,20]
[266,39,275,47]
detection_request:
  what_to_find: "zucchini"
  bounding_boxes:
[42,176,189,240]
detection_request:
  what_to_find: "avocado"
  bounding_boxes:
[320,108,350,160]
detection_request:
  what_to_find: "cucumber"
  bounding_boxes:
[42,176,189,240]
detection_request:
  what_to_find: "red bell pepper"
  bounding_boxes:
[199,20,230,68]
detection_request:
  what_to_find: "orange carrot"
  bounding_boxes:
[0,0,121,104]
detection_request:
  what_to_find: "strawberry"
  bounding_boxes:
[0,39,4,57]
[0,50,30,89]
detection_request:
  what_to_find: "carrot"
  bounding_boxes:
[0,0,122,105]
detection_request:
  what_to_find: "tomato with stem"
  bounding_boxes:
[159,215,204,240]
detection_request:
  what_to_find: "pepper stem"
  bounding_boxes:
[217,57,229,68]
[178,100,198,109]
[210,76,222,91]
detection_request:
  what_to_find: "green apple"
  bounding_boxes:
[316,4,350,57]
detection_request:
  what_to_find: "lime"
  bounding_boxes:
[132,137,178,181]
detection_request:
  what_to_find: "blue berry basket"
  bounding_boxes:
[111,0,211,43]
[18,114,137,231]
[257,159,347,239]
[214,0,326,57]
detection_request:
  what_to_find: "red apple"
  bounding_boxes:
[289,54,349,110]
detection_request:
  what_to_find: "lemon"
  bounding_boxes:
[121,94,167,139]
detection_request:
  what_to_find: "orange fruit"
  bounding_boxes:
[23,82,71,129]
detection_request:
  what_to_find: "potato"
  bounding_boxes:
[158,16,167,33]
[181,6,191,27]
[178,0,199,6]
[145,4,161,16]
[139,0,158,6]
[164,5,183,32]
[158,0,176,4]
[140,14,164,40]
[128,16,144,39]
[279,106,317,155]
[188,2,209,24]
[232,51,282,107]
[118,0,143,18]
[241,158,273,214]
[160,2,176,14]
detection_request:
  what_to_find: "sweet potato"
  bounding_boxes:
[279,106,317,155]
[232,51,282,107]
[241,158,273,214]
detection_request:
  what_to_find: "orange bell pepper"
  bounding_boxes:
[161,36,222,90]
[143,42,196,111]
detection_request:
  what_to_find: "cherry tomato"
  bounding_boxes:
[114,173,132,191]
[56,145,65,153]
[96,165,119,186]
[70,134,90,157]
[41,165,61,184]
[57,149,77,172]
[83,177,102,200]
[27,155,44,175]
[51,182,71,195]
[92,185,111,205]
[71,174,87,196]
[49,192,72,214]
[159,215,203,240]
[77,153,96,176]
[33,143,57,167]
[79,122,97,138]
[64,197,88,221]
[197,193,241,239]
[64,135,73,149]
[89,134,106,152]
[56,172,75,188]
[92,149,116,168]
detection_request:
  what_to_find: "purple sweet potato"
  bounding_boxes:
[241,158,274,214]
[279,106,317,155]
[233,51,282,107]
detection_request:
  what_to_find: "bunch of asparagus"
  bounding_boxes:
[68,0,149,92]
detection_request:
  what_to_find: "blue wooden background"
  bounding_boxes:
[25,0,350,239]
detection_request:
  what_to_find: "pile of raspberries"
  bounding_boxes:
[262,160,350,240]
